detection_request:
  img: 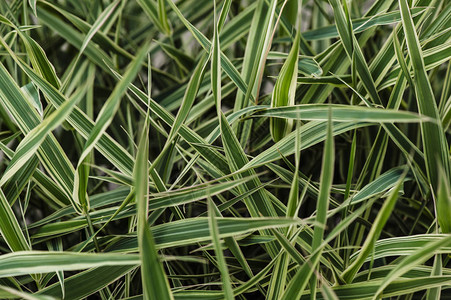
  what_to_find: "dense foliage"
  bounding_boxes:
[0,0,449,299]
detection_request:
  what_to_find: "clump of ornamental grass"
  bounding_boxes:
[0,0,449,299]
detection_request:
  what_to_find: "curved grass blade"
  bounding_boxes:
[138,0,171,35]
[100,217,302,252]
[0,14,60,88]
[0,88,82,188]
[270,23,300,142]
[210,0,277,223]
[218,0,232,32]
[0,285,54,300]
[427,254,442,300]
[348,234,451,263]
[0,189,31,252]
[243,121,368,170]
[157,0,171,34]
[0,251,138,277]
[72,41,150,213]
[165,54,208,147]
[208,199,234,300]
[21,82,42,117]
[60,0,121,90]
[328,0,382,106]
[0,59,75,202]
[36,7,115,73]
[398,0,451,192]
[233,0,277,145]
[28,0,37,16]
[37,266,135,300]
[135,109,173,300]
[436,166,451,233]
[301,276,451,299]
[251,104,430,123]
[372,235,451,299]
[280,110,334,299]
[149,176,255,210]
[303,7,426,41]
[341,170,407,283]
[309,108,334,296]
[267,52,322,77]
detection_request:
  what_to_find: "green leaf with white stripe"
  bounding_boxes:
[72,41,150,213]
[208,199,234,300]
[135,108,173,300]
[342,170,407,283]
[0,251,139,277]
[436,167,451,233]
[372,235,451,299]
[251,104,430,123]
[270,24,300,142]
[0,89,81,188]
[0,14,60,88]
[398,0,451,192]
[0,189,31,252]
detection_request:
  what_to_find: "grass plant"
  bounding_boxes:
[0,0,449,299]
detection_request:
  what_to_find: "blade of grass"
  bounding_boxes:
[0,189,30,252]
[398,0,451,192]
[341,169,407,283]
[208,198,234,300]
[372,235,451,299]
[270,17,300,142]
[72,40,150,213]
[135,111,173,300]
[0,87,82,188]
[251,104,430,123]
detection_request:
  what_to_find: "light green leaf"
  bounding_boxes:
[250,104,430,123]
[0,251,139,277]
[270,24,300,142]
[342,170,407,283]
[72,41,150,213]
[399,0,451,191]
[436,166,451,233]
[135,110,173,300]
[208,199,234,300]
[0,87,81,188]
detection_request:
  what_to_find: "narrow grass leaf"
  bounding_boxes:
[0,189,30,252]
[208,199,234,300]
[303,8,426,40]
[0,251,139,277]
[61,0,121,90]
[72,41,150,213]
[138,0,170,35]
[0,14,60,88]
[348,234,451,263]
[21,82,42,117]
[251,104,429,123]
[135,113,173,300]
[165,54,208,145]
[342,170,407,283]
[372,235,451,299]
[28,0,37,16]
[399,0,451,191]
[37,266,135,300]
[309,109,335,295]
[270,25,300,142]
[301,276,451,299]
[436,167,451,233]
[0,89,81,187]
[0,285,53,300]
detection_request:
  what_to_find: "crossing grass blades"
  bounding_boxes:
[0,0,449,299]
